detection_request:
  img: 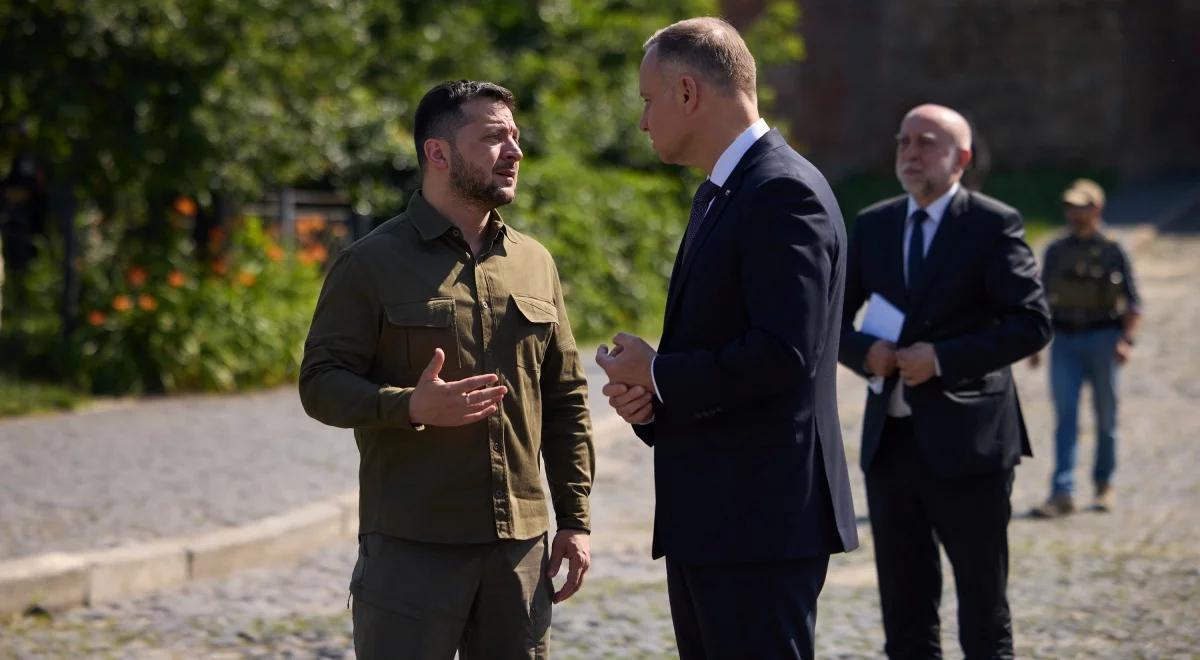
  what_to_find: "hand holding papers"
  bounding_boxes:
[859,294,905,393]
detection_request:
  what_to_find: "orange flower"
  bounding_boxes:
[301,243,328,264]
[126,266,148,288]
[138,294,158,311]
[86,310,107,326]
[296,215,328,239]
[266,243,285,262]
[168,270,187,287]
[112,295,133,312]
[237,271,257,287]
[210,258,229,276]
[208,226,227,251]
[174,196,198,217]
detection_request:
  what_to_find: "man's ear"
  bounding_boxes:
[678,75,700,114]
[424,138,450,170]
[957,147,973,170]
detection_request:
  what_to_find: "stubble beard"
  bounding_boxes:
[449,145,513,210]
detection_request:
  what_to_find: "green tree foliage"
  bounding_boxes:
[0,0,802,393]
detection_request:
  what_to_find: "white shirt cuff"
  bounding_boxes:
[650,355,664,403]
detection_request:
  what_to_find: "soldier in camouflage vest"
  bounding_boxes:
[1030,179,1142,518]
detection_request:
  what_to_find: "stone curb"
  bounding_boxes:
[0,390,633,618]
[0,412,630,617]
[0,490,359,616]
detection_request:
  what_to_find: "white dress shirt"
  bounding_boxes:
[888,182,958,417]
[650,118,771,404]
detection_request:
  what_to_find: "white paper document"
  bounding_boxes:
[859,293,905,394]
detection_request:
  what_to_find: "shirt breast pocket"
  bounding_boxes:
[509,294,558,372]
[382,298,459,377]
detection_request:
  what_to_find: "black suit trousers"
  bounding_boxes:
[865,417,1015,660]
[665,554,829,660]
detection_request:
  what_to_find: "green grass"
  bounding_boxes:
[0,373,87,418]
[833,167,1119,244]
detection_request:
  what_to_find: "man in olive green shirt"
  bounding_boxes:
[299,80,595,660]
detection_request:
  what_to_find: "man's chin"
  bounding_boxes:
[492,188,517,206]
[897,177,926,197]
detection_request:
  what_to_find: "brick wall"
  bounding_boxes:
[727,0,1200,181]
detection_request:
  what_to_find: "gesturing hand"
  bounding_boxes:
[547,529,591,603]
[601,382,654,424]
[408,348,507,426]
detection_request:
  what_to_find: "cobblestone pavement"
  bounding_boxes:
[3,234,1198,658]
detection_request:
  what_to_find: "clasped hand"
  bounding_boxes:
[867,340,938,387]
[595,332,656,424]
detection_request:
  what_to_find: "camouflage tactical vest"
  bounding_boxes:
[1045,237,1126,326]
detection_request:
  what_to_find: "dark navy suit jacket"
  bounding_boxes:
[633,129,859,564]
[839,189,1053,477]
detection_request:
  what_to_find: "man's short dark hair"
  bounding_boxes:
[644,17,757,97]
[413,80,515,170]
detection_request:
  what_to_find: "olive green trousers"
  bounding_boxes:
[351,533,551,660]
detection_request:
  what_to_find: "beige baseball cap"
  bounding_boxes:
[1062,178,1106,208]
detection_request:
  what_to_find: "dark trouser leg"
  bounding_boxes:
[865,417,944,659]
[459,535,553,660]
[350,534,482,660]
[666,557,708,660]
[666,554,829,660]
[928,468,1015,660]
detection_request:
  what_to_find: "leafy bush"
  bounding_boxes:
[1,206,322,394]
[0,373,84,417]
[0,0,805,389]
[513,156,695,342]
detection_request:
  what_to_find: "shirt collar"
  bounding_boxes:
[906,182,960,225]
[408,190,513,244]
[710,118,770,187]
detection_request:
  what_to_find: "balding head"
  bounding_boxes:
[904,104,972,150]
[895,104,974,206]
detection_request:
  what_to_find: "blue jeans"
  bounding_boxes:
[1049,327,1121,496]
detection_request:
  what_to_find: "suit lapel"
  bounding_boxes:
[884,203,907,311]
[663,130,786,332]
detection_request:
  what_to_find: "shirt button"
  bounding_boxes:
[495,489,504,498]
[482,301,490,310]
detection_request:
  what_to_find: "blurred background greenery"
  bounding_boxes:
[0,0,805,407]
[0,0,1143,413]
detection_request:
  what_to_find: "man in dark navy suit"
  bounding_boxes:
[839,104,1052,659]
[595,17,858,660]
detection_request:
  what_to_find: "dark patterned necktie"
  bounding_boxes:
[681,179,721,265]
[907,209,930,290]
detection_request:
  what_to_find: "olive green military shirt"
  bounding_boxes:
[299,191,594,544]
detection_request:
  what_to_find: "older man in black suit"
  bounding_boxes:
[595,17,858,660]
[839,104,1052,659]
